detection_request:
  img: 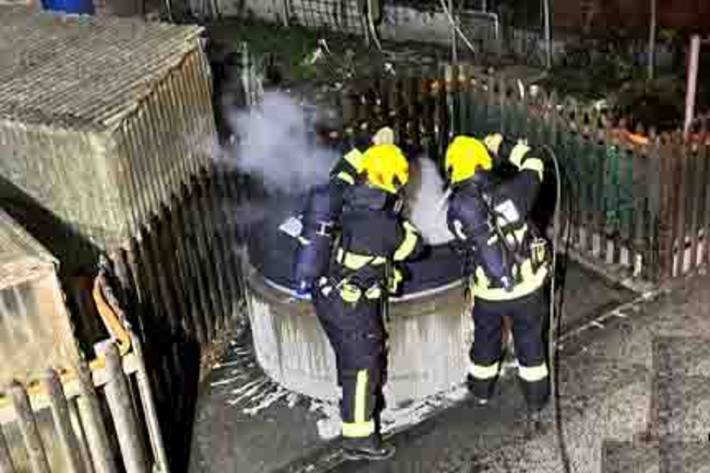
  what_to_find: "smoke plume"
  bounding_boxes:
[405,157,454,245]
[222,91,338,195]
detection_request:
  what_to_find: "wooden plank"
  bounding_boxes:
[203,171,233,329]
[215,166,242,317]
[190,173,219,339]
[592,132,607,258]
[10,382,50,473]
[44,369,85,473]
[0,424,16,473]
[176,185,211,344]
[702,142,710,267]
[620,147,635,268]
[162,196,198,341]
[688,144,702,271]
[657,135,675,280]
[672,134,688,277]
[631,149,649,278]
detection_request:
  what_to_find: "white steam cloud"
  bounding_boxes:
[224,91,338,194]
[405,157,454,245]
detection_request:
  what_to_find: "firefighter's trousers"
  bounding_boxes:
[313,286,387,439]
[468,287,550,410]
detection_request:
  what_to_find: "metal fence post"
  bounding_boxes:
[101,344,148,473]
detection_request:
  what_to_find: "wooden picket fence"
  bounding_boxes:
[326,64,710,285]
[0,265,168,473]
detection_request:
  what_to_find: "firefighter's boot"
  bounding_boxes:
[342,434,395,461]
[524,406,548,439]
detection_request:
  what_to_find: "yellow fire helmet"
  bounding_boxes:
[445,135,493,184]
[361,143,409,194]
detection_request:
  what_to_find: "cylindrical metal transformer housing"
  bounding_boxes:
[246,266,471,404]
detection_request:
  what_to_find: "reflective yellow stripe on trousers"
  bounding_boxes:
[518,363,549,382]
[342,369,375,438]
[468,361,500,380]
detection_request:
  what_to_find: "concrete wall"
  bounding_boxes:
[210,0,286,23]
[553,0,710,33]
[211,0,497,49]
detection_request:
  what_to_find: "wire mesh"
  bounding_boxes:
[289,0,365,34]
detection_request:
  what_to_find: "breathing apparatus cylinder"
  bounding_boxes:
[293,183,344,295]
[448,176,515,292]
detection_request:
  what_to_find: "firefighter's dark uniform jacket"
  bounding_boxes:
[447,141,550,409]
[313,185,422,439]
[294,149,364,288]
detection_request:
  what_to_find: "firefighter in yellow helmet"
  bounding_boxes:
[445,133,550,419]
[294,127,396,296]
[309,143,423,461]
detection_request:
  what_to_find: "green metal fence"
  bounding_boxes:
[332,64,710,284]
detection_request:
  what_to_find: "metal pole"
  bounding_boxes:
[102,344,149,473]
[281,0,290,26]
[684,35,701,135]
[75,359,117,473]
[130,332,170,473]
[450,0,458,63]
[543,0,552,69]
[648,0,656,80]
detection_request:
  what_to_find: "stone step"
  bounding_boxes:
[602,440,710,473]
[650,336,710,442]
[602,440,659,473]
[652,336,710,379]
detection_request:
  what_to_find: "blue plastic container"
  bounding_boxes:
[41,0,94,15]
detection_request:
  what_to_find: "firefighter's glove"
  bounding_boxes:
[509,141,531,169]
[483,133,503,155]
[296,280,313,299]
[500,275,514,292]
[372,126,395,145]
